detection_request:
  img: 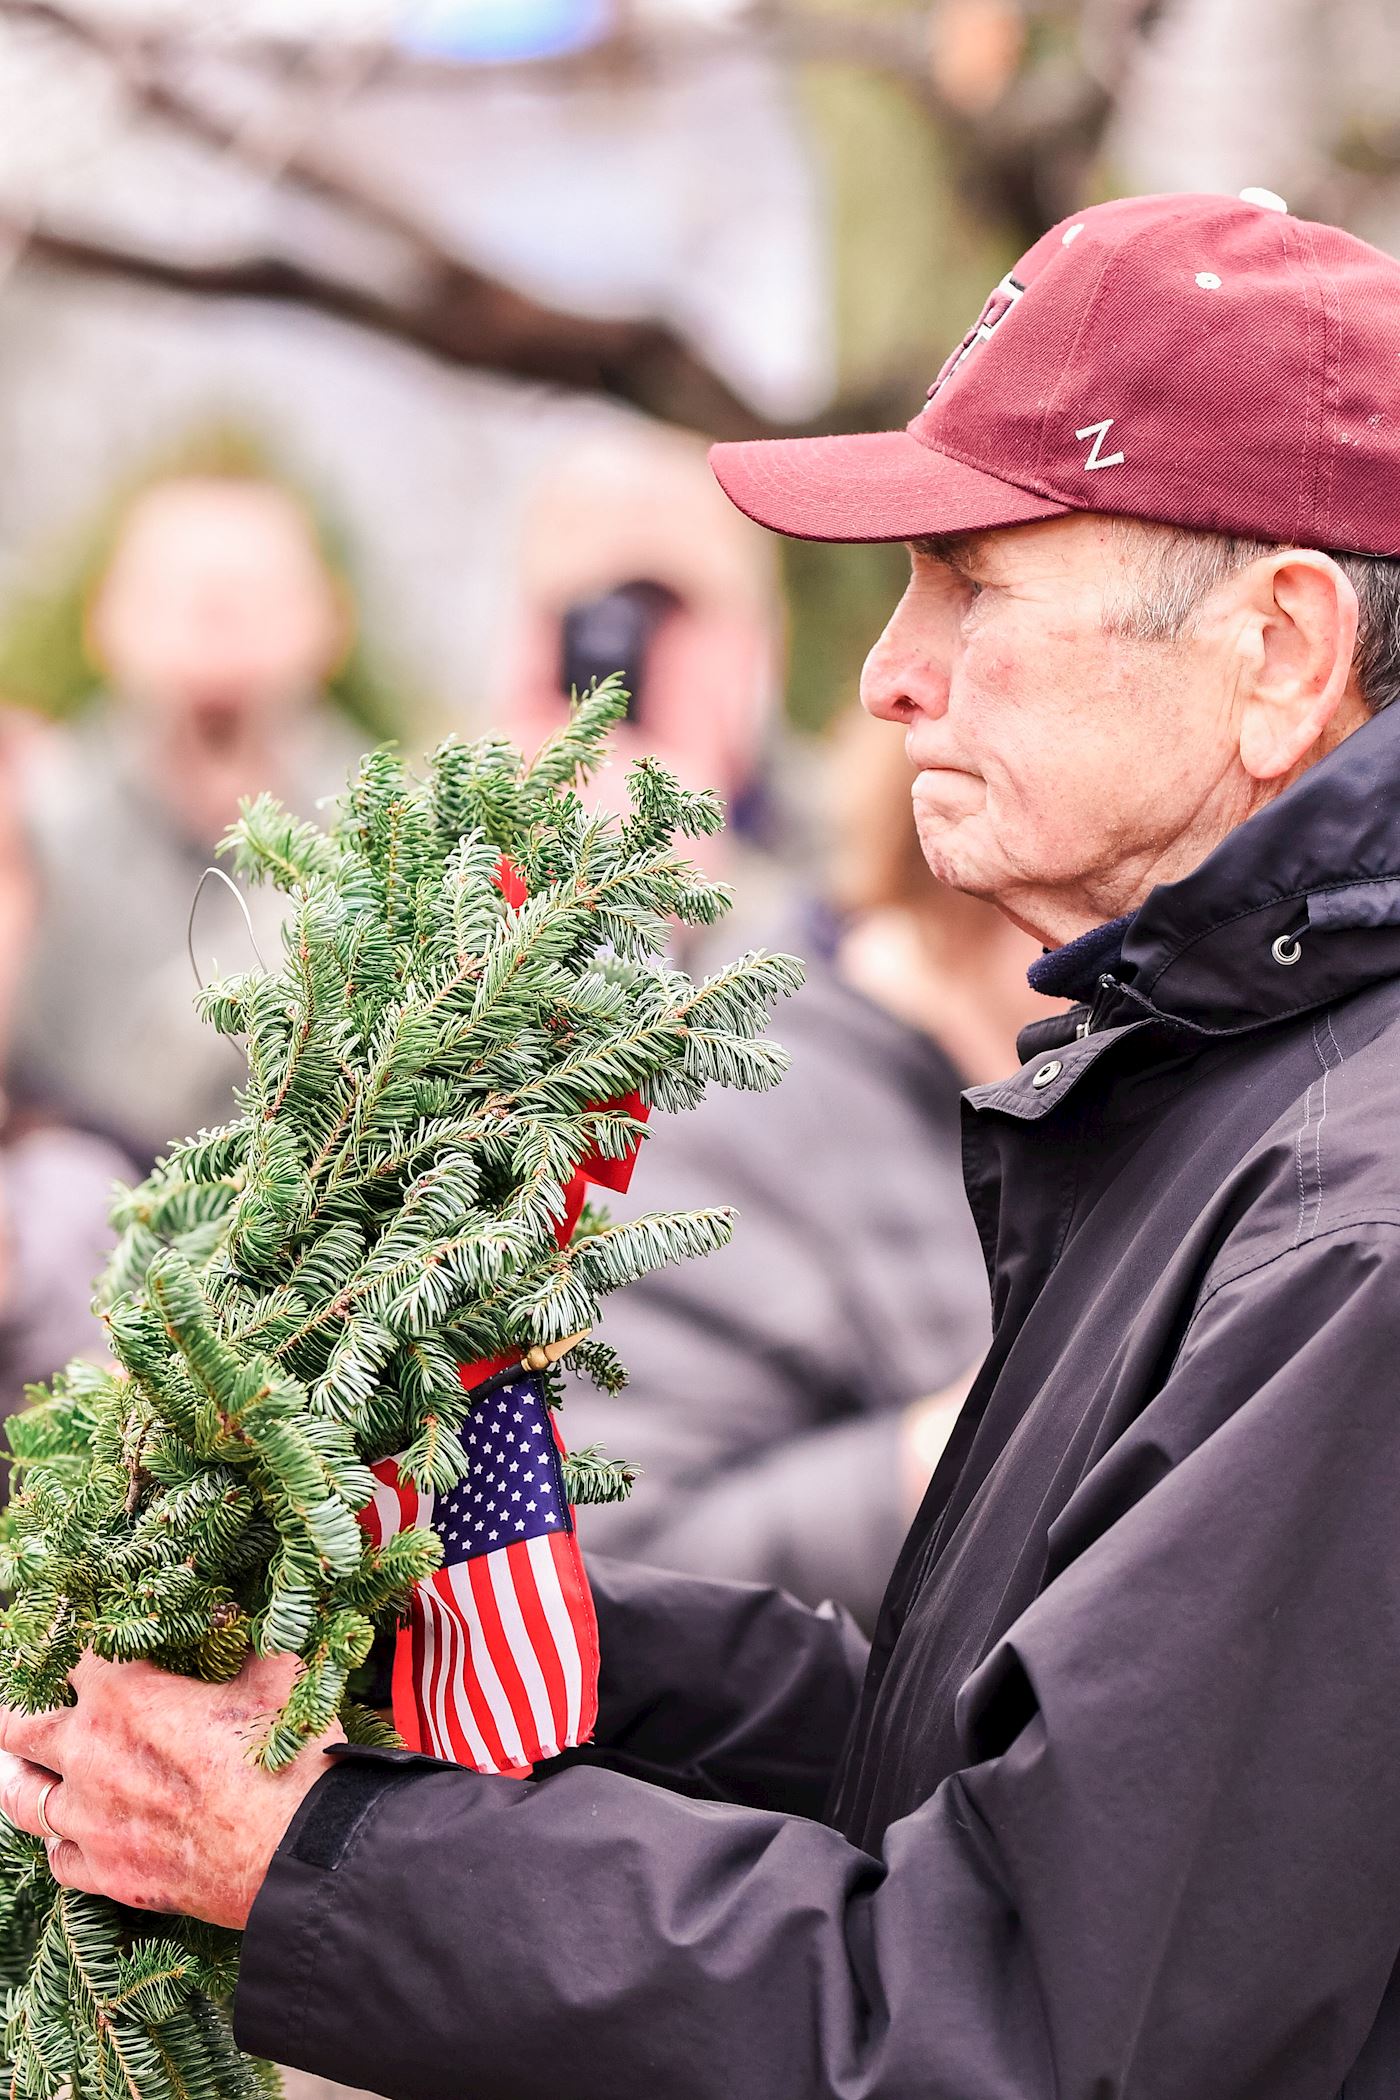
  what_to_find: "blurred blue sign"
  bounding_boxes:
[397,0,611,62]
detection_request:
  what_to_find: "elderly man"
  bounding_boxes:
[7,189,1400,2098]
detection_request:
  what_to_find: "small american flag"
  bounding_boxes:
[361,1374,599,1774]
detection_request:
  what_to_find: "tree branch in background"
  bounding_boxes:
[4,216,771,437]
[0,0,1166,428]
[0,0,774,433]
[166,0,1166,245]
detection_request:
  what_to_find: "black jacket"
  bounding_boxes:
[237,702,1400,2099]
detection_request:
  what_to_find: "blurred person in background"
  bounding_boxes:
[9,470,364,1169]
[0,710,127,1436]
[494,423,818,947]
[571,706,1051,1628]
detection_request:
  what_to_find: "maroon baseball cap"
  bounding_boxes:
[710,190,1400,557]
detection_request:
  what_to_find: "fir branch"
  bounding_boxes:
[561,1446,638,1506]
[520,676,628,793]
[0,688,804,2100]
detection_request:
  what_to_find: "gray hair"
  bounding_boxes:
[1103,518,1400,715]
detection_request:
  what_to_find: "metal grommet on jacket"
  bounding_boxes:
[1032,1060,1063,1089]
[1272,933,1303,967]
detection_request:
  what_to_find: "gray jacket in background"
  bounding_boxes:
[567,932,992,1627]
[0,1124,127,1412]
[13,707,363,1168]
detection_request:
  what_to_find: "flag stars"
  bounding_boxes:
[425,1381,572,1558]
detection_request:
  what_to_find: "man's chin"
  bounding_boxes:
[914,849,1005,908]
[911,790,1000,900]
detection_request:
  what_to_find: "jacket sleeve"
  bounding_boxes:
[576,1554,868,1814]
[235,1226,1400,2100]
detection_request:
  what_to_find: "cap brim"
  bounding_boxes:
[709,428,1069,544]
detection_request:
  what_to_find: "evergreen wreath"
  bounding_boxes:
[0,678,802,2100]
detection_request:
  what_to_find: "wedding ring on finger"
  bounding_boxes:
[35,1778,63,1844]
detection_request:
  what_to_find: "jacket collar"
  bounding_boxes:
[1026,914,1132,1002]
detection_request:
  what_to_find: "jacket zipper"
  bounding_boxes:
[1076,973,1119,1040]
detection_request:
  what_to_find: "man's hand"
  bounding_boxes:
[0,1650,344,1928]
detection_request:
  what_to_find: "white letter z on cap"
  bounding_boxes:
[1075,419,1124,471]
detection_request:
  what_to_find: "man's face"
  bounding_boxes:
[859,514,1261,945]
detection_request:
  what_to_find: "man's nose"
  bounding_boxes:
[859,609,950,727]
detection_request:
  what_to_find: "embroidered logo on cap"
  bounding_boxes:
[1075,418,1125,471]
[927,271,1026,400]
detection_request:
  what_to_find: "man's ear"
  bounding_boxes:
[1236,550,1362,782]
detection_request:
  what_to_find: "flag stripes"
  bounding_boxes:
[359,1377,599,1776]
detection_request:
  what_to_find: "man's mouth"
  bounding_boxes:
[909,755,975,780]
[910,764,984,816]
